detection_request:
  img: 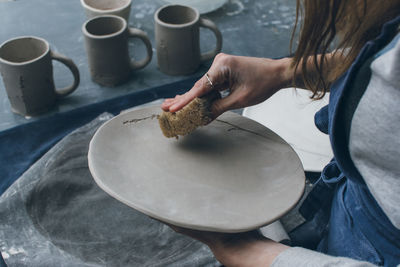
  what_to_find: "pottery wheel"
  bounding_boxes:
[0,114,218,267]
[89,106,305,233]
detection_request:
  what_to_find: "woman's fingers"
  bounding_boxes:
[162,73,216,112]
[168,92,195,112]
[161,97,178,111]
[161,53,234,113]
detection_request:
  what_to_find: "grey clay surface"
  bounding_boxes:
[88,106,305,233]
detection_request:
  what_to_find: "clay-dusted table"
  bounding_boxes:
[0,0,297,131]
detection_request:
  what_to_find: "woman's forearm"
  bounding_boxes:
[279,52,341,90]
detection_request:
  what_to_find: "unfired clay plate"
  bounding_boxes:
[88,106,305,233]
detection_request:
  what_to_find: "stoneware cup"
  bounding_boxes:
[82,15,153,87]
[155,4,222,75]
[0,36,80,116]
[80,0,132,21]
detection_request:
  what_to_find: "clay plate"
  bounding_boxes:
[88,106,305,233]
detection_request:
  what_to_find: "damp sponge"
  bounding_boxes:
[158,90,221,138]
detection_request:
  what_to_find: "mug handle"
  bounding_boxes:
[50,51,80,98]
[199,18,223,62]
[128,28,153,70]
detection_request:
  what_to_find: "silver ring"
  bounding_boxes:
[205,73,214,88]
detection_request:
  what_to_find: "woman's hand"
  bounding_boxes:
[168,224,289,267]
[161,53,293,119]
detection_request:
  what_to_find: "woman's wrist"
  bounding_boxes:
[208,234,290,267]
[276,57,298,89]
[260,57,296,93]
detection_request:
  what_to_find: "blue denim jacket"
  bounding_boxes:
[300,15,400,266]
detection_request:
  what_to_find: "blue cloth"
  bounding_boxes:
[300,15,400,266]
[0,76,198,197]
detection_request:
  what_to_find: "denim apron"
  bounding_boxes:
[299,15,400,266]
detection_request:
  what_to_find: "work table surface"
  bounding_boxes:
[0,0,296,132]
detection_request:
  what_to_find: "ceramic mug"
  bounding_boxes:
[82,15,153,87]
[155,5,222,75]
[0,36,80,116]
[80,0,132,21]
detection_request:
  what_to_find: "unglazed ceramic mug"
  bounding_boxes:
[82,15,153,87]
[155,5,222,75]
[0,36,80,116]
[80,0,132,21]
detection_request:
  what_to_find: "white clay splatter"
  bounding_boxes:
[8,247,26,255]
[2,251,9,259]
[135,13,145,19]
[222,27,240,33]
[132,2,158,19]
[271,20,282,25]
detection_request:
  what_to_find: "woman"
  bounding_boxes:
[161,0,400,266]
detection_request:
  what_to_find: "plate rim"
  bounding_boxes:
[88,106,306,233]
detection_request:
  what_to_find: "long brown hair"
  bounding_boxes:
[292,0,400,99]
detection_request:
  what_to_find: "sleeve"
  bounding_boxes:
[271,247,377,267]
